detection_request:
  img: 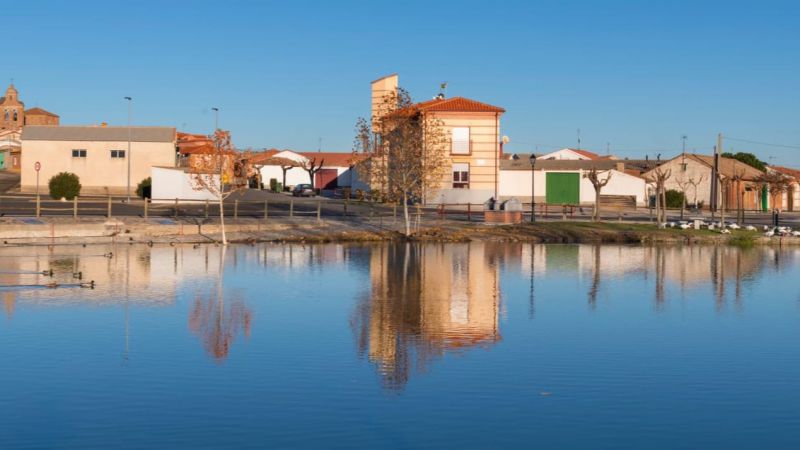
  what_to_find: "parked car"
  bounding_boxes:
[292,184,315,197]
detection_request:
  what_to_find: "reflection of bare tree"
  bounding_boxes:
[188,247,252,362]
[3,291,15,319]
[655,246,666,310]
[588,245,600,310]
[352,243,501,391]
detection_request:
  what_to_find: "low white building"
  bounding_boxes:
[21,125,176,195]
[151,166,218,203]
[499,158,648,206]
[253,150,366,192]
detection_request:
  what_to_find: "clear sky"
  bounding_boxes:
[6,0,799,164]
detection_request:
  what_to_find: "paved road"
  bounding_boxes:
[0,187,797,229]
[0,171,20,193]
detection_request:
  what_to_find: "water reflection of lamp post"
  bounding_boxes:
[529,153,537,223]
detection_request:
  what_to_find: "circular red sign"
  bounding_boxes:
[34,162,41,171]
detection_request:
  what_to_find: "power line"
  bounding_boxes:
[725,136,800,150]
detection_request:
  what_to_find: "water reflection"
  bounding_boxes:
[352,243,501,391]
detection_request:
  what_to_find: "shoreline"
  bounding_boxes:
[0,217,796,247]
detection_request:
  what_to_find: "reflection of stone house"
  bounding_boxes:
[356,243,500,390]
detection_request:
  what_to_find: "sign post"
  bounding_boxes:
[34,161,41,196]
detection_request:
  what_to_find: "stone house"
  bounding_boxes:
[369,74,505,205]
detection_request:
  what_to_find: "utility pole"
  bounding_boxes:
[711,133,722,215]
[125,96,132,202]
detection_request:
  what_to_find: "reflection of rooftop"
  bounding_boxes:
[357,243,501,390]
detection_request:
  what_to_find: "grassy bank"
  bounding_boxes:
[0,217,792,247]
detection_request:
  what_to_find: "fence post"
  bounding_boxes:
[107,196,112,218]
[173,198,178,219]
[234,199,239,221]
[562,205,566,221]
[144,198,148,219]
[317,201,321,222]
[264,200,268,221]
[36,194,41,218]
[344,198,348,216]
[204,199,209,219]
[290,199,294,218]
[73,196,78,220]
[467,203,471,222]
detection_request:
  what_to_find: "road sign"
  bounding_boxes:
[34,161,41,172]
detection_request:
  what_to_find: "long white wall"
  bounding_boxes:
[151,166,218,202]
[21,139,175,194]
[499,169,647,205]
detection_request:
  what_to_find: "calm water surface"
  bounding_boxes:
[1,242,799,449]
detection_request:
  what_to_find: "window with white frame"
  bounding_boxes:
[451,127,470,154]
[110,150,126,158]
[452,163,469,189]
[72,149,87,158]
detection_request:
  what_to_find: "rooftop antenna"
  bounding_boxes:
[440,82,448,98]
[681,135,687,154]
[577,129,581,149]
[318,137,322,152]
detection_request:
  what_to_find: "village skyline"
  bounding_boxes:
[5,0,798,165]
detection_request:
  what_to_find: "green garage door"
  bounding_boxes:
[546,172,580,205]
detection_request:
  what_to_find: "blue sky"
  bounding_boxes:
[6,0,799,164]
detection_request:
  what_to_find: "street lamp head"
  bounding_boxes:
[211,107,219,112]
[529,153,537,166]
[124,96,132,101]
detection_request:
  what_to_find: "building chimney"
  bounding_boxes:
[371,74,398,131]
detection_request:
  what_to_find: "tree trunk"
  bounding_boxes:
[402,193,410,236]
[594,189,600,222]
[219,194,227,245]
[660,186,667,224]
[680,190,685,220]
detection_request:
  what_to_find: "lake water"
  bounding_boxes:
[1,242,799,449]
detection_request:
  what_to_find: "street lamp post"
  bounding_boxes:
[124,97,132,202]
[211,107,219,131]
[529,153,537,223]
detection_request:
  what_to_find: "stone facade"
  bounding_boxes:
[0,84,24,131]
[0,83,60,131]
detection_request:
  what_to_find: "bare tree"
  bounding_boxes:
[302,157,325,190]
[352,88,449,236]
[584,168,612,222]
[758,171,791,211]
[674,175,691,220]
[729,168,747,224]
[684,174,706,210]
[647,167,672,227]
[189,130,250,245]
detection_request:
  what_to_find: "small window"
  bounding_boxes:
[451,127,470,154]
[12,111,17,121]
[452,163,469,189]
[72,149,87,158]
[110,150,126,158]
[3,110,7,121]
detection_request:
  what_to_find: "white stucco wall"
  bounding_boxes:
[21,139,176,194]
[499,170,546,201]
[151,166,218,202]
[579,170,647,205]
[499,169,646,205]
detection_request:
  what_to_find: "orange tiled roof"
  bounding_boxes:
[410,96,505,113]
[24,107,59,117]
[769,165,800,180]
